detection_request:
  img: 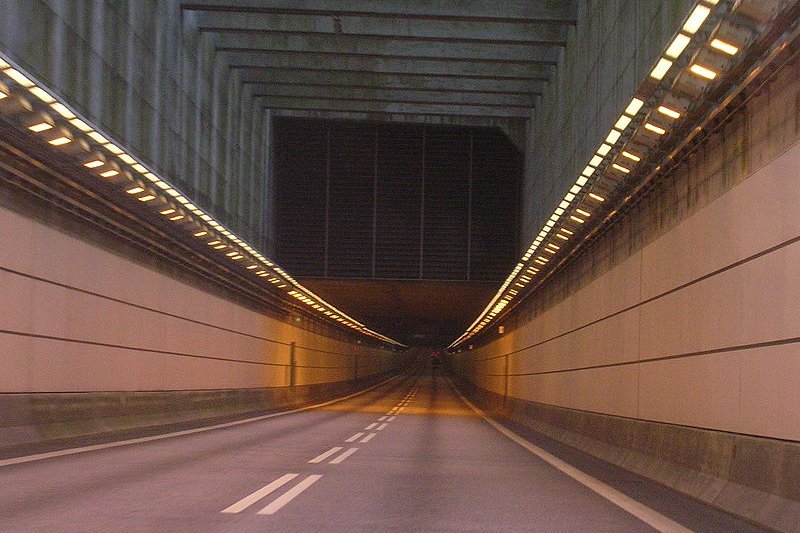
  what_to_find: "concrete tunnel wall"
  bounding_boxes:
[0,199,402,448]
[0,0,273,250]
[0,202,398,393]
[522,0,693,245]
[451,41,800,531]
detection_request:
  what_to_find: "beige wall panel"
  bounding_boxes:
[566,253,643,328]
[512,364,639,418]
[739,345,800,441]
[513,308,640,374]
[641,142,800,299]
[640,242,800,359]
[0,333,33,390]
[20,340,285,392]
[638,353,741,432]
[461,76,800,443]
[0,271,291,366]
[513,253,642,351]
[0,206,395,392]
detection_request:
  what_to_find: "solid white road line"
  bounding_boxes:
[308,447,343,464]
[365,423,378,430]
[330,447,359,464]
[257,475,323,515]
[0,373,408,468]
[221,473,299,514]
[345,432,365,443]
[376,423,388,431]
[451,383,693,533]
[360,433,377,443]
[387,416,396,422]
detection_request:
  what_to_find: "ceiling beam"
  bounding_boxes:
[221,51,550,80]
[238,69,544,94]
[270,110,529,151]
[249,85,535,107]
[255,96,531,118]
[189,12,568,44]
[210,32,560,63]
[272,108,525,128]
[182,0,578,23]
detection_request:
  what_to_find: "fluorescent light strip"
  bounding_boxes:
[690,63,717,79]
[657,105,681,119]
[28,122,53,133]
[683,5,710,34]
[48,136,71,146]
[650,58,673,80]
[615,115,632,130]
[3,68,34,87]
[625,98,644,116]
[665,34,692,59]
[51,102,75,119]
[710,38,738,55]
[29,86,55,103]
[621,151,641,162]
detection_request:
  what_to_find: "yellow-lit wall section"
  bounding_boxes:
[0,204,398,392]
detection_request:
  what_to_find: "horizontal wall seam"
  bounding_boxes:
[0,329,351,371]
[471,230,800,362]
[0,264,356,358]
[472,334,800,377]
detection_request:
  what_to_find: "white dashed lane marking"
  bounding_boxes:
[365,423,378,430]
[360,433,377,443]
[257,475,323,515]
[376,423,388,431]
[330,447,359,464]
[221,473,299,514]
[308,447,343,464]
[345,432,364,443]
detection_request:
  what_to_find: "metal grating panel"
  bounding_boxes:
[375,124,424,279]
[273,117,519,281]
[274,119,327,276]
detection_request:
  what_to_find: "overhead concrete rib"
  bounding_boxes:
[193,14,568,44]
[220,51,551,79]
[239,73,544,95]
[211,32,562,63]
[249,86,536,108]
[180,0,576,132]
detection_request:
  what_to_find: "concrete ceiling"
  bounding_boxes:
[177,1,577,343]
[181,0,578,146]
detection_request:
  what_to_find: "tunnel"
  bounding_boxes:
[1,1,799,531]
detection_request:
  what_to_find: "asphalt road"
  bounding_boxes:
[0,369,767,532]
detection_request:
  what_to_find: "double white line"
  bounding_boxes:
[221,473,323,515]
[308,446,359,464]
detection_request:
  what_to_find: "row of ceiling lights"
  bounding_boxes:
[0,54,404,348]
[450,0,786,349]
